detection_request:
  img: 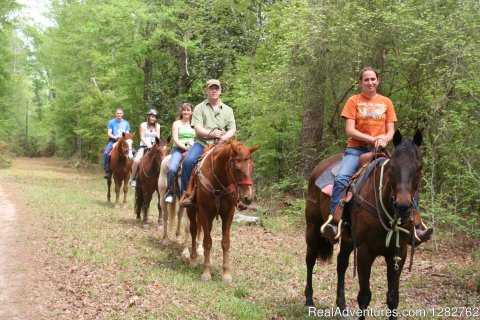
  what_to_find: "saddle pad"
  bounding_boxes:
[315,162,339,190]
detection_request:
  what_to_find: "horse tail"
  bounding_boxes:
[317,236,334,262]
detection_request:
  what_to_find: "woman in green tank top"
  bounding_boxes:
[165,103,196,203]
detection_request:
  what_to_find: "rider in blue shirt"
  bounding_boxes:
[103,108,131,178]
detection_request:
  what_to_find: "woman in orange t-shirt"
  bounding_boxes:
[322,67,397,241]
[322,67,433,244]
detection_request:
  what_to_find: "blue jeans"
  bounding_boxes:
[330,146,369,215]
[180,142,205,193]
[103,140,116,171]
[167,147,186,194]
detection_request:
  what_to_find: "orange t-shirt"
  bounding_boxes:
[341,93,397,148]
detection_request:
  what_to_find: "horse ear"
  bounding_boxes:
[413,129,422,147]
[392,130,402,147]
[155,136,160,144]
[249,144,261,153]
[167,136,171,144]
[122,132,126,138]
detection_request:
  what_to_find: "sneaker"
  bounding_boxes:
[165,193,174,204]
[130,179,137,187]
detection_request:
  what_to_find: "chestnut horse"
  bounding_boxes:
[187,140,260,282]
[305,130,422,320]
[134,137,170,227]
[107,132,135,208]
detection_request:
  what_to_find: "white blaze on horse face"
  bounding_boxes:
[126,139,134,160]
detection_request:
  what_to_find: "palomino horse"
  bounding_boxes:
[107,132,135,208]
[158,154,187,244]
[158,154,203,260]
[134,137,170,227]
[187,140,260,282]
[305,130,423,320]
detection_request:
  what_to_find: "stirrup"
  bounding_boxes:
[320,216,343,240]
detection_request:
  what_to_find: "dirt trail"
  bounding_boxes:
[0,184,30,319]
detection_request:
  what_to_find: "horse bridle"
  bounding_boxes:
[197,146,254,215]
[119,139,132,159]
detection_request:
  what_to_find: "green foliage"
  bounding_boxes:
[2,0,479,235]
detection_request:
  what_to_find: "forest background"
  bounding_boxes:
[1,0,478,236]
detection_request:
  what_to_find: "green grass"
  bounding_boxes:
[0,158,478,319]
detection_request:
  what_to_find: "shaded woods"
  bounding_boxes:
[1,0,479,235]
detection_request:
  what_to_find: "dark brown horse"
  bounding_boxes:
[134,137,170,228]
[305,130,423,320]
[107,132,135,208]
[187,140,260,282]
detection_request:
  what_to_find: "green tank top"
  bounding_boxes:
[178,126,195,147]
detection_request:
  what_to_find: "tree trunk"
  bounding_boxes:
[177,44,188,104]
[143,57,153,106]
[299,69,325,177]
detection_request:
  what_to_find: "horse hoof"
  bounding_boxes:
[162,238,170,246]
[181,251,190,263]
[115,204,120,209]
[157,225,164,233]
[189,260,198,268]
[201,273,212,282]
[222,273,232,283]
[175,237,183,245]
[142,224,149,229]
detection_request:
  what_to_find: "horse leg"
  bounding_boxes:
[181,207,190,262]
[201,214,214,281]
[304,222,321,307]
[356,249,375,320]
[122,176,129,208]
[187,207,199,267]
[220,209,235,282]
[134,187,142,220]
[142,190,153,228]
[107,177,112,203]
[114,177,121,209]
[385,253,406,320]
[336,240,353,310]
[157,190,168,228]
[175,205,184,244]
[161,199,170,245]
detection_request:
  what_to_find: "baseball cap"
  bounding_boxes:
[206,79,221,89]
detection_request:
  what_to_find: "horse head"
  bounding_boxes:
[152,136,171,166]
[229,141,260,206]
[121,132,135,160]
[389,129,423,219]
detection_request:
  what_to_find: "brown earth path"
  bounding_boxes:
[0,157,478,319]
[0,183,42,319]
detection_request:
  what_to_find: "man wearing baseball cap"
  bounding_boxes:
[179,79,236,207]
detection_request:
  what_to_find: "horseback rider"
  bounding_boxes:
[103,108,131,178]
[322,67,433,244]
[130,109,160,187]
[164,103,196,203]
[179,79,236,207]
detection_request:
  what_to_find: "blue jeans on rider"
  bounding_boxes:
[167,147,186,193]
[180,142,205,194]
[103,139,116,171]
[330,146,369,216]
